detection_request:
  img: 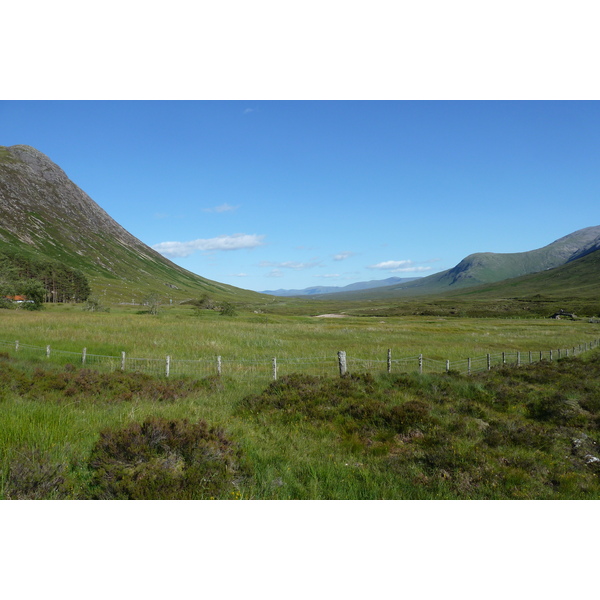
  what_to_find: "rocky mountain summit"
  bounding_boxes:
[0,144,251,302]
[1,145,159,270]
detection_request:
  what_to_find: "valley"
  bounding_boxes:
[2,143,600,500]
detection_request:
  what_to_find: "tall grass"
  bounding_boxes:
[1,304,597,365]
[2,305,600,500]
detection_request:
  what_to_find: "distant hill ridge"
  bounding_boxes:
[2,144,598,305]
[261,276,419,297]
[0,144,261,303]
[322,225,600,300]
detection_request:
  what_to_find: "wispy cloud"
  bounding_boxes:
[202,203,239,213]
[315,273,341,279]
[333,251,355,261]
[267,269,283,278]
[259,260,321,271]
[368,260,433,273]
[153,233,266,258]
[243,108,255,114]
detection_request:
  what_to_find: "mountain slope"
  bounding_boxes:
[261,276,419,297]
[323,225,600,300]
[0,145,262,303]
[446,245,600,301]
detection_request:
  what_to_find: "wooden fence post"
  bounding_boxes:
[166,355,170,378]
[272,357,277,380]
[517,351,521,367]
[446,359,450,373]
[46,345,51,358]
[217,356,222,376]
[467,357,471,375]
[338,351,347,377]
[121,351,126,371]
[82,347,87,365]
[502,352,506,364]
[15,340,19,352]
[487,354,491,371]
[550,350,553,361]
[387,349,392,374]
[418,354,423,375]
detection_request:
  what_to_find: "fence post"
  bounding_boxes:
[558,349,562,359]
[502,352,506,365]
[529,351,532,364]
[338,351,347,377]
[166,355,170,378]
[487,354,491,371]
[15,340,19,352]
[446,359,450,373]
[121,351,126,371]
[46,345,51,358]
[467,357,471,375]
[217,356,222,376]
[550,350,553,361]
[272,357,277,380]
[82,347,87,365]
[517,351,521,367]
[418,354,423,375]
[387,349,392,374]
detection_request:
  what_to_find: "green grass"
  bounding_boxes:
[1,304,597,364]
[1,305,600,500]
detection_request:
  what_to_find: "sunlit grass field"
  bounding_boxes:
[1,303,597,363]
[2,303,600,500]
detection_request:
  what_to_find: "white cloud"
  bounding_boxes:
[315,274,341,279]
[267,269,283,278]
[202,203,239,213]
[231,273,248,277]
[333,251,354,261]
[152,233,265,258]
[369,260,413,270]
[259,260,320,271]
[368,260,433,273]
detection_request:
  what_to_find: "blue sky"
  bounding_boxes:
[2,100,599,292]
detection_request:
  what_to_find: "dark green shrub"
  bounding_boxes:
[388,400,432,432]
[88,417,244,499]
[219,302,237,316]
[527,394,587,425]
[4,448,70,499]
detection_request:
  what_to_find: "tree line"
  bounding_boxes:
[0,249,91,307]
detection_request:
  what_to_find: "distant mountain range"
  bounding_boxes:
[260,276,419,297]
[320,225,600,300]
[1,144,598,306]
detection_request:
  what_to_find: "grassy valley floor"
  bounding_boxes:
[1,330,599,499]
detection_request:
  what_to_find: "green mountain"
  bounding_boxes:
[324,225,600,300]
[0,145,263,304]
[447,245,600,301]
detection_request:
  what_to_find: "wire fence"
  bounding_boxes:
[2,337,600,382]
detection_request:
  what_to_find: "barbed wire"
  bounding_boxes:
[0,338,598,381]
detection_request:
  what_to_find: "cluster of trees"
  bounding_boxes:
[0,249,91,308]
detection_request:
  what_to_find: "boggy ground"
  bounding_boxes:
[1,349,600,499]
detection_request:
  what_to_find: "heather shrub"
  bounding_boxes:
[87,417,244,499]
[239,373,434,440]
[4,448,70,499]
